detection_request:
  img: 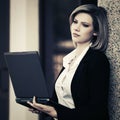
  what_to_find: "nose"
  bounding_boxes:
[74,24,80,32]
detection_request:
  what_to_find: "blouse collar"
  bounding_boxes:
[63,44,91,68]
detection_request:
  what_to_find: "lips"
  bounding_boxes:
[73,33,80,37]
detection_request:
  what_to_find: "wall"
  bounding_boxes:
[9,0,39,120]
[98,0,120,120]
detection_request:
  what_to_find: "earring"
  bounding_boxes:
[93,33,97,36]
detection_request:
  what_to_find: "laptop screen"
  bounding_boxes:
[4,51,49,98]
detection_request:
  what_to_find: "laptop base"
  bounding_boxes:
[16,97,51,108]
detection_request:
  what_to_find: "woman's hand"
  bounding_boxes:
[27,96,57,118]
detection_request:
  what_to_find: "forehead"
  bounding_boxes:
[74,13,93,23]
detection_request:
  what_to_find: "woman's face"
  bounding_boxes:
[70,13,96,46]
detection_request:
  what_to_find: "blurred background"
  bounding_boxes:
[1,0,109,120]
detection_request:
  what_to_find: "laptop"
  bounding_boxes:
[4,51,54,108]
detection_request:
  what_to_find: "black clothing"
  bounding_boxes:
[51,48,110,120]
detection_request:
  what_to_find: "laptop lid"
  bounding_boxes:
[4,51,50,99]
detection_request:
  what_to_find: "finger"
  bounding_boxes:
[27,101,32,105]
[32,110,41,114]
[27,101,38,110]
[32,96,45,108]
[30,96,51,113]
[28,107,41,114]
[34,103,48,111]
[33,96,36,104]
[32,96,41,107]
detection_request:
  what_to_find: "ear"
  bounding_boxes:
[93,32,97,36]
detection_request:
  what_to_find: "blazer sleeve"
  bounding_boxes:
[51,52,110,120]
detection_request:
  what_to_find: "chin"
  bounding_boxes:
[72,38,79,42]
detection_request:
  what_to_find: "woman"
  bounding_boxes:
[28,4,110,120]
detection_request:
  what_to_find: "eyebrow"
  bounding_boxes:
[81,22,91,25]
[74,18,92,25]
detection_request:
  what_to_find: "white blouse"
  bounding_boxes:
[55,45,90,109]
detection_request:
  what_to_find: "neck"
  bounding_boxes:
[75,42,91,54]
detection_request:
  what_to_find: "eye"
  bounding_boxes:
[81,22,91,27]
[82,23,89,27]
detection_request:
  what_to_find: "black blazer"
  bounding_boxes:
[51,48,110,120]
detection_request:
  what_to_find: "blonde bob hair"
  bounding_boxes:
[69,4,109,52]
